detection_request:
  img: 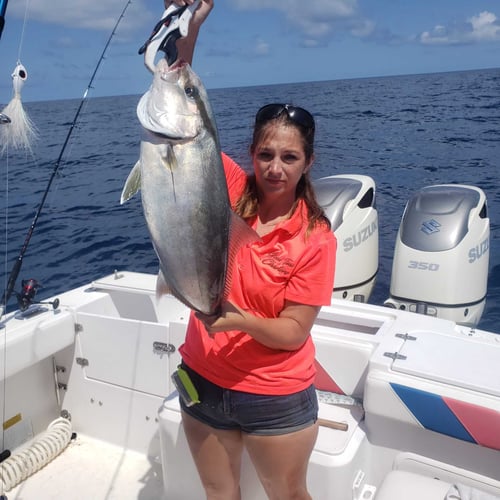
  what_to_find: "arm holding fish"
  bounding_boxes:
[198,301,321,351]
[197,235,336,351]
[164,0,214,65]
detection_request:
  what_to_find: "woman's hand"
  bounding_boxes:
[164,0,214,27]
[196,302,247,335]
[162,0,214,64]
[196,300,321,351]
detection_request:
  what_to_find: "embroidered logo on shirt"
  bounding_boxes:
[262,251,294,275]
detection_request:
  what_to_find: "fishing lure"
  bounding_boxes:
[0,62,38,154]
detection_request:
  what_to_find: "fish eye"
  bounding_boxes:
[185,86,198,99]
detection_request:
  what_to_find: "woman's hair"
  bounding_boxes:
[235,111,331,235]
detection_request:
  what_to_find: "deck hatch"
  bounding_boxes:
[391,330,500,397]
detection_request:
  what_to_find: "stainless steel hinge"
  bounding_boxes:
[395,333,417,341]
[384,351,407,361]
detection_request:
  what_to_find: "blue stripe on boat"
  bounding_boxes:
[390,383,475,443]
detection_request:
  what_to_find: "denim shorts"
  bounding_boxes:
[178,362,318,436]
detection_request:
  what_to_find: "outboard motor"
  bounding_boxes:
[314,175,378,303]
[385,184,489,327]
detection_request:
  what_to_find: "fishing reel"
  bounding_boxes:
[16,279,59,312]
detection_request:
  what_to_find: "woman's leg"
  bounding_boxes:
[243,421,319,500]
[181,410,244,500]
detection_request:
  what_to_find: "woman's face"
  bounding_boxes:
[252,123,313,201]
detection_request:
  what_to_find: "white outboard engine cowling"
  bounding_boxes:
[385,184,489,327]
[314,175,378,303]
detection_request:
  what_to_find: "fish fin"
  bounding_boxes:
[156,269,202,316]
[155,271,177,323]
[156,269,173,297]
[120,160,142,204]
[164,143,177,169]
[223,213,260,302]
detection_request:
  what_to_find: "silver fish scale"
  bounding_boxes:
[138,62,231,315]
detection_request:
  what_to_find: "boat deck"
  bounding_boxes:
[7,434,164,500]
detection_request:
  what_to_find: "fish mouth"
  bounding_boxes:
[157,58,188,83]
[169,58,188,70]
[157,57,187,73]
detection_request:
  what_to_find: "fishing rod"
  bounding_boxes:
[0,0,132,317]
[0,0,7,40]
[0,0,11,124]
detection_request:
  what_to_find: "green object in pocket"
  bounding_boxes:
[172,366,200,406]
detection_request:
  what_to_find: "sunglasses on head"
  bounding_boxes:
[255,103,315,131]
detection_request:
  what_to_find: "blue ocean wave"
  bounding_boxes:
[1,67,499,331]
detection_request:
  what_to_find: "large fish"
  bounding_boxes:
[122,58,247,315]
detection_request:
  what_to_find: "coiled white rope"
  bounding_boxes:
[0,416,72,492]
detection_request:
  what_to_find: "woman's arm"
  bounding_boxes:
[164,0,214,65]
[197,234,336,351]
[197,301,321,351]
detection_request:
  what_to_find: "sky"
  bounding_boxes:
[0,0,500,103]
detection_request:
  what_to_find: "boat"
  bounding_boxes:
[1,171,499,500]
[1,3,499,498]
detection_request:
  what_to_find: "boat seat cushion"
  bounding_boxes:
[376,470,451,499]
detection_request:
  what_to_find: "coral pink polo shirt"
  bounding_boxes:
[179,153,336,395]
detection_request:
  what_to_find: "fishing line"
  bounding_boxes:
[0,0,133,317]
[1,155,9,479]
[16,0,30,60]
[1,0,15,477]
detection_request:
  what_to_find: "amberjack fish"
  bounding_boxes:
[121,58,251,315]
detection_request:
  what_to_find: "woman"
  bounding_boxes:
[167,1,336,499]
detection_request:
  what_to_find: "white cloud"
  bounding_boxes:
[420,25,451,45]
[350,19,376,38]
[420,11,500,45]
[254,38,270,56]
[8,0,153,32]
[232,0,362,41]
[232,0,357,18]
[468,11,500,41]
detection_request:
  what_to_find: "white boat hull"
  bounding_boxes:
[1,271,499,499]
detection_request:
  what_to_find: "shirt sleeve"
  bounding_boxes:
[285,231,337,306]
[222,152,247,206]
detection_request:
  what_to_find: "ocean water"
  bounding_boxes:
[1,68,499,331]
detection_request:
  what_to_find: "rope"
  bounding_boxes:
[0,417,73,493]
